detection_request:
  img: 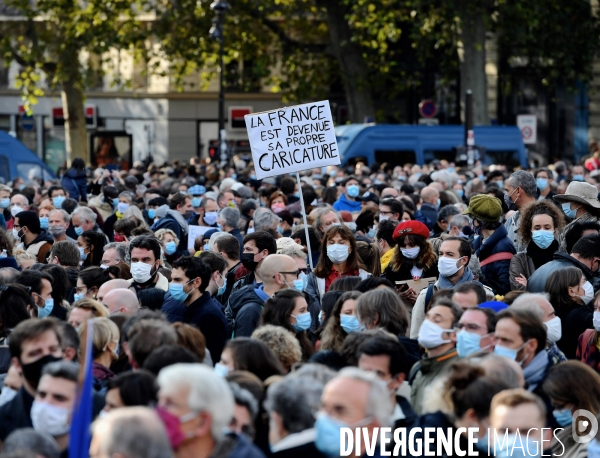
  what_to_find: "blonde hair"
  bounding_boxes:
[70,298,109,319]
[15,251,36,267]
[252,325,302,373]
[123,205,148,229]
[154,228,180,247]
[78,317,119,359]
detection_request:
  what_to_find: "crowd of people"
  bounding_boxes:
[0,157,600,457]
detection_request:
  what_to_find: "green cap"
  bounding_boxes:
[463,194,503,223]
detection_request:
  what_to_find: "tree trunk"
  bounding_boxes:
[61,76,88,164]
[319,0,375,123]
[458,7,489,125]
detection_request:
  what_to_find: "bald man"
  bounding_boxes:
[226,254,299,337]
[418,186,440,230]
[103,288,139,315]
[97,279,131,303]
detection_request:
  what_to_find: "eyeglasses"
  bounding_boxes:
[278,270,300,278]
[379,210,394,215]
[455,322,484,332]
[298,268,309,275]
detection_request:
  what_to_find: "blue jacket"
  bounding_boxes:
[333,193,361,212]
[61,168,88,202]
[151,213,188,257]
[161,291,186,323]
[527,252,595,293]
[472,224,515,295]
[417,202,438,231]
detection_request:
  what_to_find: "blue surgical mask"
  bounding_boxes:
[0,198,9,209]
[291,312,311,332]
[79,246,87,261]
[367,227,376,238]
[75,226,84,236]
[74,293,85,302]
[169,280,194,302]
[293,278,304,292]
[204,212,219,226]
[456,189,464,198]
[148,209,155,219]
[39,217,49,229]
[573,174,584,182]
[191,197,202,208]
[165,241,177,255]
[588,438,600,458]
[217,275,227,296]
[436,198,441,208]
[552,408,573,427]
[347,185,359,198]
[214,363,229,377]
[340,315,360,334]
[531,230,555,249]
[37,298,54,318]
[277,226,285,235]
[457,330,482,357]
[562,202,578,219]
[52,196,66,208]
[294,191,300,198]
[536,177,548,191]
[203,244,209,251]
[493,343,518,361]
[117,202,129,214]
[315,414,348,456]
[112,198,119,207]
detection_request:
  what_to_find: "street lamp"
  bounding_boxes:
[209,0,229,168]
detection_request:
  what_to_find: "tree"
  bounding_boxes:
[0,0,146,163]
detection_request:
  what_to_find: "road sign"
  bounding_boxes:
[18,105,34,131]
[517,114,537,144]
[418,99,437,118]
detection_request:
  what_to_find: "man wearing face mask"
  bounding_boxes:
[226,255,298,338]
[150,192,191,258]
[230,231,277,293]
[217,207,244,252]
[16,270,66,320]
[71,206,109,245]
[357,337,417,431]
[511,294,567,365]
[527,234,600,293]
[128,235,169,292]
[47,209,77,244]
[410,301,461,415]
[503,171,538,252]
[554,181,600,251]
[455,307,497,357]
[185,184,206,221]
[494,308,558,428]
[6,193,30,231]
[0,318,63,440]
[31,360,78,456]
[333,176,362,213]
[410,237,483,338]
[198,251,229,299]
[13,211,53,264]
[189,196,219,228]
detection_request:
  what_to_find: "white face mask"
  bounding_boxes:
[400,246,420,259]
[437,256,464,278]
[130,261,154,283]
[0,387,17,406]
[594,311,600,332]
[544,316,562,343]
[582,280,595,305]
[327,244,350,264]
[10,206,23,218]
[379,214,389,222]
[417,319,454,350]
[31,401,71,437]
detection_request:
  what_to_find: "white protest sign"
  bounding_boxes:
[187,225,212,249]
[244,101,341,180]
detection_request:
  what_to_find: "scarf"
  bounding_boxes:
[381,249,394,271]
[526,240,558,270]
[523,350,549,392]
[437,267,474,289]
[115,211,124,221]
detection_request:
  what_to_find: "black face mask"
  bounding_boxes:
[241,253,258,271]
[21,354,62,389]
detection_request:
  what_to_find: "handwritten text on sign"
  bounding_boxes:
[244,101,341,179]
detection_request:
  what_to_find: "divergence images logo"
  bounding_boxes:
[573,409,598,444]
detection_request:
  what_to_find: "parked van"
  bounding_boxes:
[335,124,528,168]
[0,131,57,183]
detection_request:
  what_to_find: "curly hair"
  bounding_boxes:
[389,234,437,272]
[252,325,302,373]
[518,200,565,245]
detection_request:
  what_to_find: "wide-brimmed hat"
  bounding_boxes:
[462,194,503,223]
[554,181,600,209]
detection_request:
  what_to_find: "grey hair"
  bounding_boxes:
[118,191,136,202]
[220,207,240,229]
[157,363,234,439]
[91,407,174,458]
[287,363,337,385]
[468,256,481,280]
[510,293,550,319]
[103,242,128,263]
[336,367,394,428]
[469,353,523,389]
[41,360,79,383]
[72,206,97,224]
[264,376,325,433]
[313,206,339,231]
[507,171,537,197]
[438,205,460,222]
[219,178,237,192]
[280,244,306,260]
[208,231,229,251]
[449,214,470,229]
[229,383,258,420]
[0,267,19,285]
[49,209,71,224]
[3,428,60,458]
[236,185,253,199]
[254,209,280,232]
[201,198,217,210]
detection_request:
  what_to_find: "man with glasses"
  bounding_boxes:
[378,198,403,223]
[455,307,497,357]
[225,254,298,338]
[171,256,228,363]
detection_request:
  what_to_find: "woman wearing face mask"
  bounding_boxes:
[545,266,593,359]
[155,228,180,264]
[259,289,315,360]
[576,291,600,373]
[510,201,564,291]
[319,291,362,353]
[214,337,285,381]
[77,231,106,268]
[383,220,438,304]
[304,225,370,305]
[75,267,115,302]
[409,361,510,457]
[333,176,362,213]
[542,361,600,458]
[268,191,288,214]
[554,181,600,251]
[78,317,120,390]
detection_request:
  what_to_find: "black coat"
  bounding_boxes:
[225,285,265,338]
[556,301,594,360]
[272,442,326,458]
[0,387,34,440]
[472,224,516,295]
[183,292,229,363]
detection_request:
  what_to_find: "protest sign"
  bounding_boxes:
[244,101,341,180]
[188,225,212,249]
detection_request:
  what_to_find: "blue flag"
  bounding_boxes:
[68,320,94,458]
